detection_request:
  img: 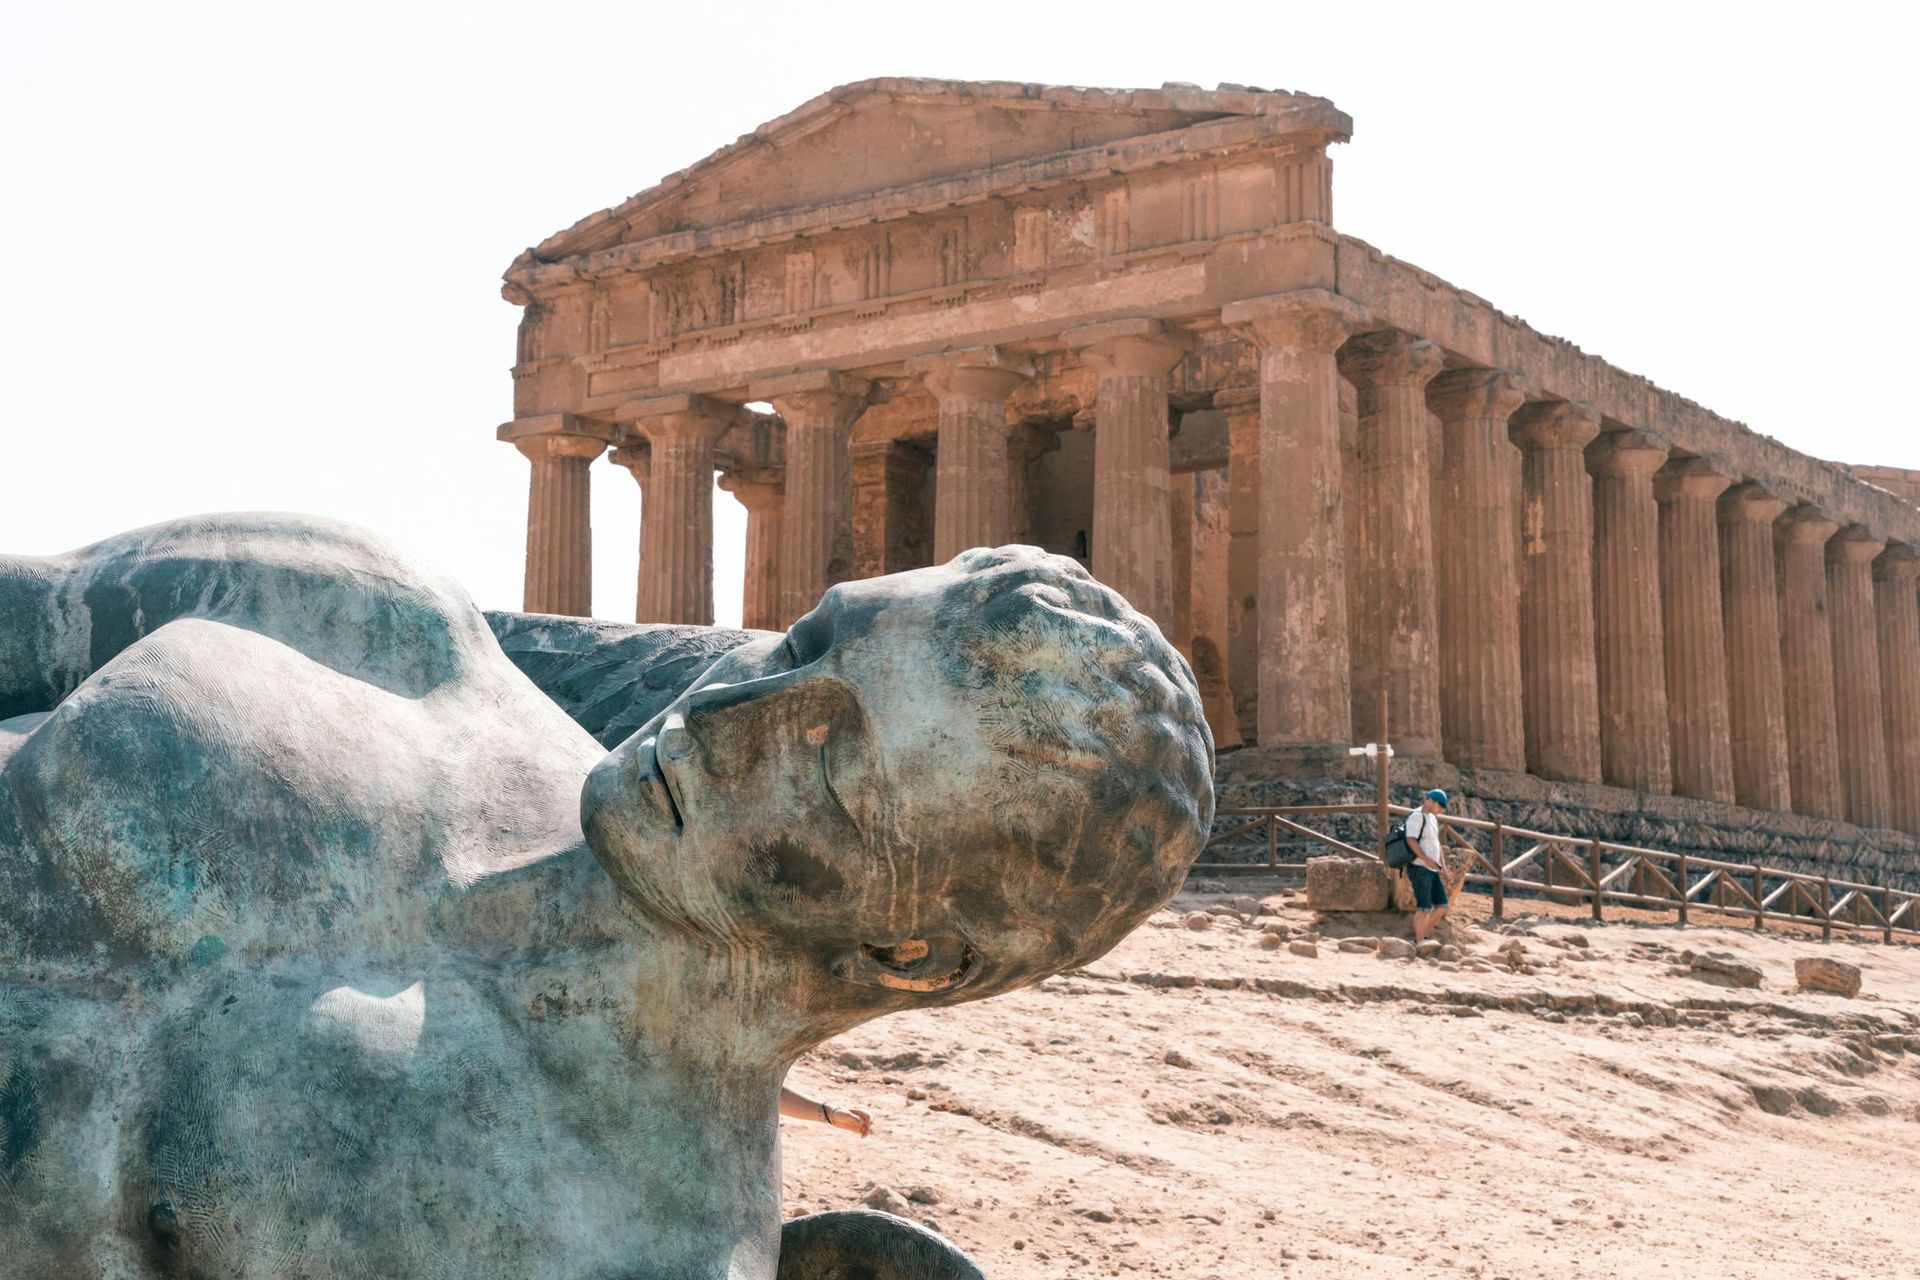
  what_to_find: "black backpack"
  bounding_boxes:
[1382,817,1416,870]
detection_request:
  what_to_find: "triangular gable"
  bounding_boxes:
[521,79,1348,268]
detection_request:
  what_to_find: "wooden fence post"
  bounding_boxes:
[1676,852,1688,927]
[1491,823,1506,920]
[1884,887,1894,946]
[1589,836,1604,922]
[1753,865,1765,932]
[1821,876,1833,942]
[1265,815,1277,870]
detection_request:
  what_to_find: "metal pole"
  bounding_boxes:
[1376,689,1390,860]
[1491,822,1506,920]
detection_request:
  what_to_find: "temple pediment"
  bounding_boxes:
[511,79,1349,282]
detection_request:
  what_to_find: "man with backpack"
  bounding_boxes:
[1405,788,1451,944]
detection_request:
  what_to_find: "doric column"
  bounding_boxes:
[1774,505,1844,820]
[1221,290,1364,746]
[754,371,871,626]
[497,414,616,617]
[1006,424,1057,546]
[1216,385,1261,746]
[609,440,653,622]
[625,394,734,626]
[1427,368,1526,771]
[1827,525,1891,828]
[1587,429,1673,792]
[1063,319,1193,633]
[1337,332,1446,757]
[719,472,783,632]
[1874,545,1920,835]
[1653,457,1736,804]
[1188,466,1239,748]
[851,440,933,578]
[1508,401,1604,783]
[1717,483,1793,811]
[909,347,1033,561]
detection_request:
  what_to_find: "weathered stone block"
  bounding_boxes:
[1793,956,1863,998]
[1306,856,1391,912]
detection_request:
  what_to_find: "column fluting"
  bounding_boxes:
[1653,457,1736,804]
[756,372,871,627]
[1874,545,1920,835]
[911,348,1032,561]
[720,473,784,632]
[1217,386,1261,746]
[630,396,734,626]
[500,414,616,618]
[610,440,653,622]
[1587,429,1673,792]
[1338,332,1447,757]
[1775,505,1844,820]
[1064,319,1193,634]
[1221,290,1364,747]
[1827,525,1891,828]
[1718,483,1794,811]
[1509,400,1604,783]
[1427,368,1527,771]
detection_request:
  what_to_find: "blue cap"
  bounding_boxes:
[1426,788,1450,807]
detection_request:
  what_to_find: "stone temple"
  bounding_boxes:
[497,78,1920,874]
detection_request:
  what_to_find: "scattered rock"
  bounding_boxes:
[1376,939,1415,960]
[1415,940,1442,959]
[1257,933,1284,950]
[1794,957,1863,998]
[1163,1048,1195,1068]
[1259,921,1291,937]
[1337,939,1376,954]
[1688,952,1763,989]
[862,1186,911,1215]
[1563,932,1591,949]
[1182,912,1214,932]
[1437,945,1462,962]
[1070,1203,1116,1224]
[1229,895,1262,916]
[1305,856,1392,913]
[1288,941,1318,959]
[906,1186,941,1205]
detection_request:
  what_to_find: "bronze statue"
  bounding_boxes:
[0,514,1212,1279]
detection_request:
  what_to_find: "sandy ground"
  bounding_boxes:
[781,883,1920,1280]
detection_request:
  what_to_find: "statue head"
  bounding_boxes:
[582,547,1213,1010]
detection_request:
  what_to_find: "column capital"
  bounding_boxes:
[1875,542,1920,583]
[1221,289,1365,352]
[1062,318,1194,379]
[1828,524,1887,566]
[1509,400,1602,450]
[750,368,874,410]
[718,470,784,509]
[618,392,741,446]
[1719,481,1790,525]
[497,413,618,463]
[1653,455,1735,504]
[609,439,651,481]
[1776,504,1842,546]
[1426,367,1525,422]
[1585,428,1669,479]
[907,345,1034,404]
[1336,330,1446,390]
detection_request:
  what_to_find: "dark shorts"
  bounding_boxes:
[1409,863,1448,911]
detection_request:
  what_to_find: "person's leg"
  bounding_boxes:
[1409,866,1436,942]
[1412,908,1430,943]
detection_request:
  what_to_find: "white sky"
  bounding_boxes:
[4,2,1914,627]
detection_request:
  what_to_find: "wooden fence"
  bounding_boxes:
[1197,803,1920,944]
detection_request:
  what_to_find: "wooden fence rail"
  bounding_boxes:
[1196,803,1920,944]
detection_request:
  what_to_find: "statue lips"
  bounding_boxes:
[830,935,978,993]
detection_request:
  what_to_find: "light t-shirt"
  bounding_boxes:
[1407,808,1444,872]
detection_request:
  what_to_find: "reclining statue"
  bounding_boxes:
[0,513,1212,1280]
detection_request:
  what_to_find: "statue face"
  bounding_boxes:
[582,550,1212,1009]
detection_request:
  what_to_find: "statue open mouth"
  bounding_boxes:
[835,935,977,992]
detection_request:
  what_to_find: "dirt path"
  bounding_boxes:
[782,884,1920,1279]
